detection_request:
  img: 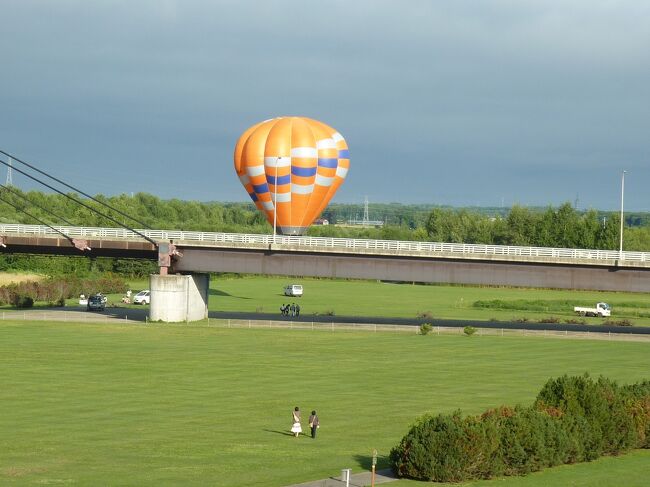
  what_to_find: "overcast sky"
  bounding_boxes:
[1,1,648,210]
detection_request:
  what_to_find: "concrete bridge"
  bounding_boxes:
[2,223,649,294]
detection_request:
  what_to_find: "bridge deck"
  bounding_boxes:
[2,223,649,268]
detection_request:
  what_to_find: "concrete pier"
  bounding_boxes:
[149,273,209,322]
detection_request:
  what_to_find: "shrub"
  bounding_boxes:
[390,411,501,482]
[536,375,638,456]
[463,326,477,336]
[539,316,560,323]
[0,275,127,307]
[12,295,34,308]
[420,323,433,335]
[416,311,433,320]
[390,375,650,482]
[622,381,650,448]
[603,319,633,326]
[50,297,66,307]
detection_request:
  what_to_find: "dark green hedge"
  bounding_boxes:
[390,375,650,482]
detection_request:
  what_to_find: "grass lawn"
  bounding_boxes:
[206,275,650,326]
[8,272,649,326]
[1,320,649,486]
[389,449,650,487]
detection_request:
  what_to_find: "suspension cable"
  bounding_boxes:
[0,149,151,229]
[1,184,77,227]
[0,158,157,246]
[0,192,85,248]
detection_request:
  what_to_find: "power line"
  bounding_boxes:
[0,184,77,227]
[0,149,151,229]
[0,157,157,246]
[0,192,90,250]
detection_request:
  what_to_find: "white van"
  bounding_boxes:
[284,284,303,297]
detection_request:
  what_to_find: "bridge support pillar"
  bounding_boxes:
[149,273,209,323]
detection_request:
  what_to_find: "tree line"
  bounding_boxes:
[1,188,649,252]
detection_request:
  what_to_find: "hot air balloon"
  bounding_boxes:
[233,117,350,235]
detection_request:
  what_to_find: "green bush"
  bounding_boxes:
[536,375,638,456]
[390,410,506,482]
[604,319,633,326]
[420,323,433,335]
[540,316,560,323]
[12,295,34,308]
[463,326,477,336]
[622,381,650,448]
[390,375,650,482]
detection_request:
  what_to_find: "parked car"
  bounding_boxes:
[283,284,303,297]
[87,294,106,311]
[133,290,151,305]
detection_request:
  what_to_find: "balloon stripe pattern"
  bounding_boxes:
[234,117,350,235]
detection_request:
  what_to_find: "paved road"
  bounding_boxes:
[3,306,647,335]
[210,310,650,335]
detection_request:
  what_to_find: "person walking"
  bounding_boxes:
[295,303,301,317]
[308,410,319,439]
[290,303,296,317]
[291,406,302,437]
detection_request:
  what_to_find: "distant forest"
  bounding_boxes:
[1,189,650,254]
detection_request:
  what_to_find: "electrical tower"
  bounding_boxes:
[363,195,369,225]
[5,157,12,185]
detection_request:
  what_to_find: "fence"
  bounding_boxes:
[2,222,649,263]
[2,312,648,342]
[205,318,649,342]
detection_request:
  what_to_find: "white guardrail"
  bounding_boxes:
[1,222,649,263]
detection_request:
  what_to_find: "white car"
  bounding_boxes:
[283,284,303,297]
[133,290,151,305]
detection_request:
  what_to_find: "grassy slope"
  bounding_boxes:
[1,321,649,486]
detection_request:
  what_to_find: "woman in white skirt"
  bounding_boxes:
[291,406,302,437]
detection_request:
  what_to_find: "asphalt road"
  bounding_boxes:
[210,310,650,335]
[7,306,648,335]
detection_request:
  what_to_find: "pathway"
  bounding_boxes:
[286,468,398,487]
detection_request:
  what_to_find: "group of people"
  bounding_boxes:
[291,406,319,438]
[121,289,132,304]
[280,303,301,316]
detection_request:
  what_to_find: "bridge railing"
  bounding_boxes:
[1,222,648,262]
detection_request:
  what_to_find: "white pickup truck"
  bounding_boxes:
[574,302,611,317]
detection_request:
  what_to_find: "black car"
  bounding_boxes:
[87,294,106,311]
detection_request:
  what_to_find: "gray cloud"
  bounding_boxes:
[1,0,648,209]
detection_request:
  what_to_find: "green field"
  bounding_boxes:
[390,449,650,487]
[1,320,649,486]
[5,270,648,326]
[205,275,650,326]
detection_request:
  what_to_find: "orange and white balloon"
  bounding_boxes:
[234,117,350,235]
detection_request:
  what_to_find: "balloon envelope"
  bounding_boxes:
[234,117,350,235]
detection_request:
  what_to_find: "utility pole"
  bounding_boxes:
[272,157,282,243]
[619,170,626,260]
